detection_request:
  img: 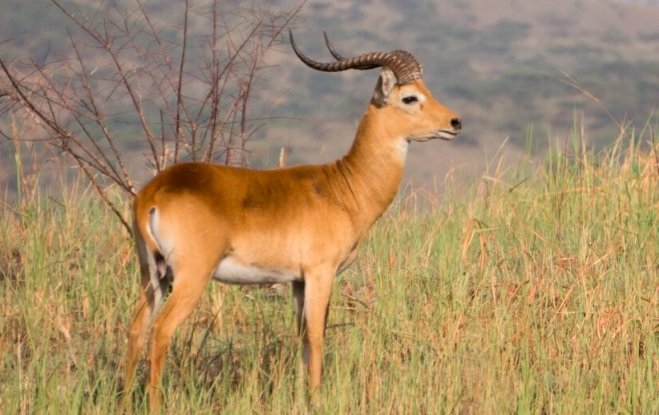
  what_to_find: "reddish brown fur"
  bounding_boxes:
[123,74,460,412]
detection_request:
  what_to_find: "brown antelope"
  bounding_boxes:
[123,31,461,412]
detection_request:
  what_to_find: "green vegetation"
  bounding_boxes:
[1,131,656,413]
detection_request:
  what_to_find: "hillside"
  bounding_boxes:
[260,0,659,185]
[1,0,659,189]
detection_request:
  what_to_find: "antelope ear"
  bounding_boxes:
[371,68,397,107]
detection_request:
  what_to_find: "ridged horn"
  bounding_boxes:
[323,31,380,71]
[322,31,347,61]
[289,30,423,84]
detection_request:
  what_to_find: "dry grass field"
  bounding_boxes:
[1,131,657,413]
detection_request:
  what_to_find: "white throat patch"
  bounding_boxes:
[397,139,409,160]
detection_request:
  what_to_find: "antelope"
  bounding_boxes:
[123,31,461,412]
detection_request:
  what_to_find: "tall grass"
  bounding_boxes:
[1,136,657,414]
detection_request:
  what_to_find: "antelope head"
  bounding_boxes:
[289,31,462,146]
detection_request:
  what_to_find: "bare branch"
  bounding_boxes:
[1,0,301,232]
[175,0,189,163]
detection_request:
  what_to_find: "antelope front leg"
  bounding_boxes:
[302,270,335,395]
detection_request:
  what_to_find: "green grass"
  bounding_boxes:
[1,138,657,414]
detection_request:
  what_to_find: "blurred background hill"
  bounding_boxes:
[1,0,658,191]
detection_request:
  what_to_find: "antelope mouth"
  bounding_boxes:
[407,129,460,142]
[435,129,460,140]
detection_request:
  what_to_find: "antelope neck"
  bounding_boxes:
[333,105,406,230]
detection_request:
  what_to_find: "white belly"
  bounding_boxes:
[213,256,301,285]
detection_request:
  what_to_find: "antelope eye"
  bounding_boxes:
[402,95,419,105]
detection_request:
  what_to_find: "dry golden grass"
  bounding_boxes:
[0,137,657,414]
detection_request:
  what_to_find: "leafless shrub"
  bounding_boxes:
[0,0,300,232]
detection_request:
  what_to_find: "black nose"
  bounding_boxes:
[451,118,462,131]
